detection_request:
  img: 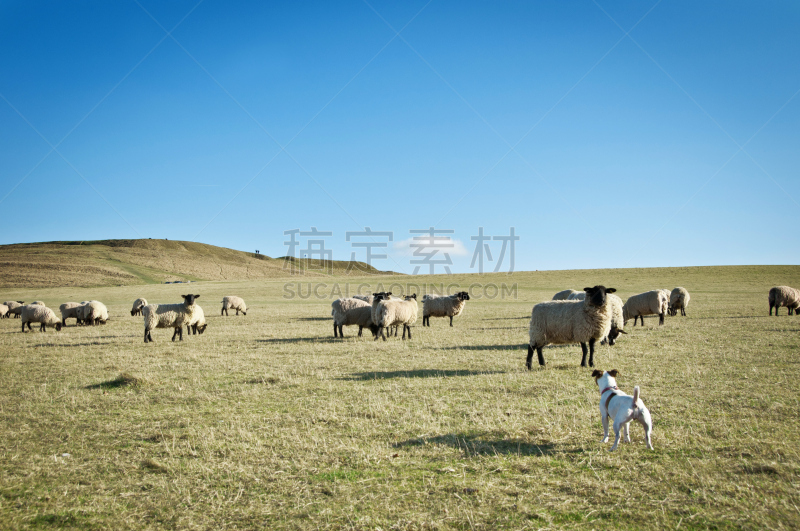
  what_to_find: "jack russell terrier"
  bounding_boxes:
[591,370,653,451]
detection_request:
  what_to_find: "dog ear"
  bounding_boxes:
[607,369,619,378]
[591,370,603,379]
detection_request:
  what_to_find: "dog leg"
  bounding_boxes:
[640,409,654,450]
[601,412,609,443]
[610,421,622,451]
[623,421,631,443]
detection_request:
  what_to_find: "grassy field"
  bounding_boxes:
[1,265,799,530]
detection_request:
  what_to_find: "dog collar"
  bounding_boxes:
[600,386,618,395]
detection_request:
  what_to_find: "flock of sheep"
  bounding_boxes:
[1,284,798,361]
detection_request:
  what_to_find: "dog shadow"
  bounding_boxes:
[339,369,505,381]
[394,433,565,457]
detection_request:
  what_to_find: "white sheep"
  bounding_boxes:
[59,302,88,326]
[221,296,247,316]
[668,287,691,317]
[4,301,25,318]
[131,298,148,317]
[600,293,626,346]
[331,298,377,338]
[78,301,108,326]
[352,294,374,304]
[552,289,579,301]
[422,291,470,327]
[527,286,617,368]
[30,301,45,306]
[567,292,586,301]
[769,286,800,316]
[20,304,62,332]
[623,290,669,326]
[186,304,207,335]
[375,293,418,340]
[143,294,201,343]
[0,304,8,319]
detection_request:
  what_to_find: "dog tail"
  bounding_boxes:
[631,386,641,420]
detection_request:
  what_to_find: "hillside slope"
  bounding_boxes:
[0,239,388,288]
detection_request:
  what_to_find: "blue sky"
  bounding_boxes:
[1,0,798,274]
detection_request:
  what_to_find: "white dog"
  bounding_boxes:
[591,370,653,451]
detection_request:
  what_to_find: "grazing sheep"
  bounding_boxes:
[375,294,418,340]
[527,286,617,369]
[131,298,148,317]
[668,287,691,317]
[59,302,88,326]
[186,304,207,335]
[331,298,377,338]
[623,290,669,326]
[769,286,800,316]
[0,304,8,318]
[552,290,579,301]
[77,301,108,326]
[4,301,25,318]
[567,292,586,301]
[20,304,62,332]
[601,293,626,346]
[422,291,470,327]
[143,294,201,343]
[221,296,247,316]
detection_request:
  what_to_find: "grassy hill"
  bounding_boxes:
[0,239,390,288]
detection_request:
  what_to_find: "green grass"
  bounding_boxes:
[0,266,799,529]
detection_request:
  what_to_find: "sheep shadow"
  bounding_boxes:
[256,337,339,344]
[468,326,527,331]
[85,373,141,390]
[340,369,506,381]
[394,433,567,457]
[294,317,331,322]
[481,316,530,321]
[437,344,526,351]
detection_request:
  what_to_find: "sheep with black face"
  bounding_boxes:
[527,286,617,369]
[422,291,470,327]
[143,294,201,343]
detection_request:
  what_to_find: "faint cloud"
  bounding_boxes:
[392,237,469,257]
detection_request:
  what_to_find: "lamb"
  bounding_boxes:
[59,302,88,326]
[143,294,201,343]
[552,289,579,301]
[0,304,7,318]
[769,286,800,316]
[567,292,586,301]
[600,293,626,346]
[623,290,669,326]
[20,304,62,332]
[422,291,470,327]
[4,301,25,318]
[375,293,418,340]
[668,287,691,317]
[186,304,208,335]
[527,286,617,369]
[221,296,247,316]
[131,298,148,316]
[331,298,378,338]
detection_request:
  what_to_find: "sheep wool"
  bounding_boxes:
[623,290,669,326]
[567,292,586,301]
[352,294,374,304]
[422,292,470,326]
[552,290,578,301]
[0,304,9,318]
[80,301,109,325]
[21,304,62,332]
[143,294,201,343]
[669,287,691,316]
[221,296,247,316]
[4,301,24,318]
[131,298,148,317]
[375,295,418,340]
[527,286,616,368]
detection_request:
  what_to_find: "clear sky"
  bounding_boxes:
[1,0,798,274]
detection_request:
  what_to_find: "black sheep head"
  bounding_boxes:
[583,286,615,307]
[181,294,200,306]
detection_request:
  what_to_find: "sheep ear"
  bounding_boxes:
[583,287,592,292]
[618,329,628,334]
[607,369,619,378]
[606,288,616,293]
[591,370,603,379]
[181,295,186,298]
[194,295,200,299]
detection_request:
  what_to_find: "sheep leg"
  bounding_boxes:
[658,312,665,325]
[41,323,46,332]
[769,304,774,316]
[144,328,151,343]
[333,322,338,338]
[21,321,25,333]
[338,324,344,337]
[588,338,596,367]
[449,316,453,327]
[580,342,589,367]
[62,318,66,326]
[402,325,407,340]
[358,326,363,337]
[526,345,534,369]
[394,326,398,337]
